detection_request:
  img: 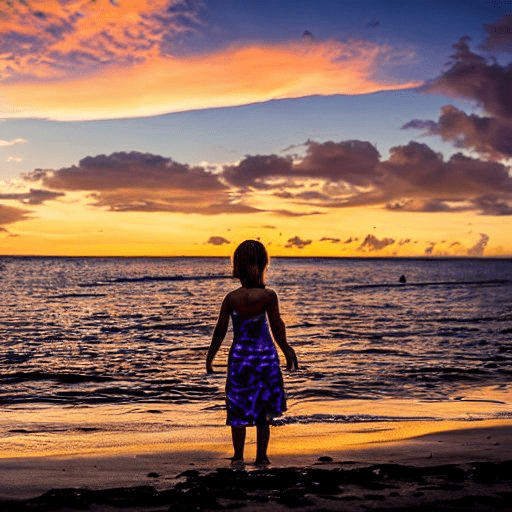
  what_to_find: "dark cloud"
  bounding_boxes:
[222,140,381,190]
[427,36,512,121]
[320,237,341,243]
[403,105,512,159]
[30,152,225,192]
[0,188,64,205]
[295,140,382,185]
[471,195,512,215]
[223,155,294,189]
[425,242,436,256]
[481,14,512,54]
[19,135,512,219]
[0,204,30,225]
[381,141,512,212]
[205,236,230,246]
[358,234,395,252]
[467,233,490,256]
[285,236,312,249]
[222,136,512,215]
[25,152,261,215]
[404,32,512,162]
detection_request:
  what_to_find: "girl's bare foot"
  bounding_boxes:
[255,457,270,466]
[230,457,244,466]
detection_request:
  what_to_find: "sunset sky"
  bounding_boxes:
[1,0,511,257]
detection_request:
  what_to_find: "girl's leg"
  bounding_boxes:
[231,426,246,461]
[256,423,270,464]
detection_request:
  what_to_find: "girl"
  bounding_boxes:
[206,240,298,465]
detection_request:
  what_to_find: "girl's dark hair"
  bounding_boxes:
[232,240,269,288]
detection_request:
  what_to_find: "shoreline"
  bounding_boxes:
[1,419,512,510]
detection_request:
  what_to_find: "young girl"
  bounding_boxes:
[206,240,298,465]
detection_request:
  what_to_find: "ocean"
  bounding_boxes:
[1,256,511,452]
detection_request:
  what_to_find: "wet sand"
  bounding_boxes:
[1,420,512,511]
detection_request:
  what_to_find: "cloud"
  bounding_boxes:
[403,105,512,159]
[0,138,27,147]
[25,151,259,215]
[471,195,512,215]
[404,33,512,161]
[467,233,490,256]
[481,14,512,54]
[223,155,294,189]
[0,10,421,121]
[320,237,341,243]
[424,242,436,256]
[205,236,230,246]
[358,234,395,252]
[31,152,225,192]
[0,188,65,205]
[223,140,382,190]
[285,236,312,249]
[0,204,31,225]
[0,0,202,80]
[20,136,512,218]
[223,138,512,215]
[427,36,512,122]
[381,141,512,212]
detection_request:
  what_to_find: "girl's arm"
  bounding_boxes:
[267,290,298,371]
[206,295,230,374]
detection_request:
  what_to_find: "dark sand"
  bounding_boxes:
[1,421,512,511]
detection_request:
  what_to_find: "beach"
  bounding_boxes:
[1,418,512,511]
[1,257,511,510]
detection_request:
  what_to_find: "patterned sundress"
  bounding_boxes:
[226,310,286,426]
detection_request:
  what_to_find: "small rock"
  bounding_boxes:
[318,456,333,463]
[147,472,159,478]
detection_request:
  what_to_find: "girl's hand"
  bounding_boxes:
[285,347,298,371]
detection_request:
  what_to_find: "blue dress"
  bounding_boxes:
[226,311,286,426]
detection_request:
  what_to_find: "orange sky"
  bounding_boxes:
[0,1,511,257]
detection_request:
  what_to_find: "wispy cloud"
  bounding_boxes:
[467,233,490,256]
[0,188,64,205]
[0,0,421,120]
[0,204,30,225]
[0,0,202,80]
[0,138,27,147]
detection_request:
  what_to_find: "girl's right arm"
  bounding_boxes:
[267,290,298,371]
[206,294,230,374]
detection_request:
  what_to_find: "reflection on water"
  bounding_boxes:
[0,257,511,428]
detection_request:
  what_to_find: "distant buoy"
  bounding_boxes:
[399,275,407,283]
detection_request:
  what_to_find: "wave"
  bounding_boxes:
[47,293,107,299]
[350,279,511,290]
[80,274,231,287]
[1,371,114,385]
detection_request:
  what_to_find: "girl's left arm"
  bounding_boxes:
[206,295,230,373]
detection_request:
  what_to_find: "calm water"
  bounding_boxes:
[0,256,511,426]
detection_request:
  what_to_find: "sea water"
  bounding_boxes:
[0,256,511,451]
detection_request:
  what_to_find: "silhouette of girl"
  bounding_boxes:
[206,240,298,465]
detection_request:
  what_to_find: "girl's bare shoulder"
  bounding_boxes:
[226,287,276,316]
